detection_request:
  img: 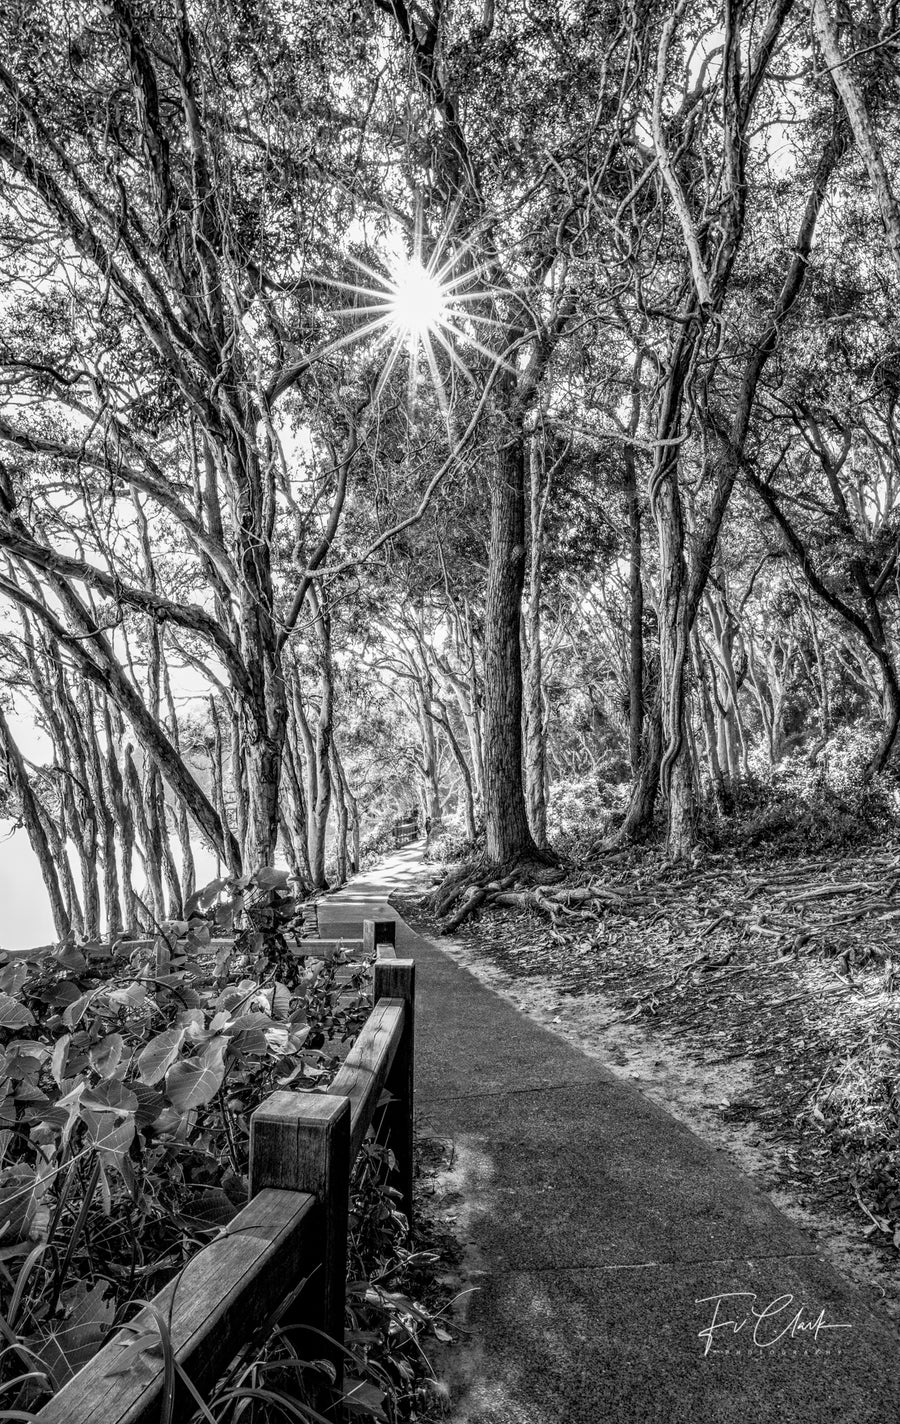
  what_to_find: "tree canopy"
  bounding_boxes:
[0,0,899,936]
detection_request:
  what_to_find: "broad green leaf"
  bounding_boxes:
[89,1033,125,1079]
[62,993,93,1029]
[0,994,34,1029]
[55,944,87,972]
[107,982,147,1011]
[344,1379,388,1420]
[136,1027,185,1086]
[82,1107,136,1159]
[50,1035,71,1087]
[0,963,28,995]
[130,1081,166,1128]
[165,1042,227,1110]
[81,1080,138,1114]
[269,983,291,1020]
[177,1008,205,1037]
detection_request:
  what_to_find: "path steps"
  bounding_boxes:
[318,848,900,1424]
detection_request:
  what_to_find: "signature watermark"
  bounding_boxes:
[697,1292,852,1356]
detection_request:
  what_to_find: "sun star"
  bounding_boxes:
[307,220,519,427]
[387,256,448,346]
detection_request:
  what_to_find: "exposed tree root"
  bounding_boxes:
[431,852,587,933]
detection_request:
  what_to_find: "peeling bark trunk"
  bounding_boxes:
[483,414,539,864]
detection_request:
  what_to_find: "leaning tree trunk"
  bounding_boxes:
[54,670,101,938]
[104,704,141,933]
[80,684,123,939]
[0,706,71,940]
[209,697,240,879]
[483,415,540,865]
[868,652,900,774]
[163,662,195,903]
[414,682,444,838]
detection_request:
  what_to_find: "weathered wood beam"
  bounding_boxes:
[34,1188,317,1424]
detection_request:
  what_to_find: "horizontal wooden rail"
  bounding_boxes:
[119,935,366,953]
[33,921,413,1424]
[330,999,405,1158]
[36,1188,318,1424]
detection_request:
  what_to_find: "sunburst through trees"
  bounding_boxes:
[314,224,516,430]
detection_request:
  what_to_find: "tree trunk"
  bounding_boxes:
[209,697,240,879]
[434,699,477,839]
[104,704,141,933]
[812,0,900,278]
[523,439,549,848]
[624,352,645,771]
[654,451,695,859]
[281,726,313,886]
[414,681,444,839]
[614,696,663,843]
[329,745,349,884]
[80,684,123,938]
[0,705,71,940]
[483,417,539,864]
[309,596,333,889]
[332,740,360,874]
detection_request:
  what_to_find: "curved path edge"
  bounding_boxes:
[318,848,899,1424]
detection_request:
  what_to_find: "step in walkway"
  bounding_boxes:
[318,848,900,1424]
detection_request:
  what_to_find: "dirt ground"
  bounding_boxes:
[393,840,900,1331]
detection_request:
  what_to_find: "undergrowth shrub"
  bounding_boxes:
[423,823,483,867]
[360,823,398,871]
[798,1038,900,1258]
[0,868,378,1415]
[714,729,894,848]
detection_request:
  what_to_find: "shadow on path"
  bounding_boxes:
[318,848,898,1423]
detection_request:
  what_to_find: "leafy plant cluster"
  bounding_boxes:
[0,868,373,1414]
[706,734,900,854]
[205,1134,456,1424]
[800,1037,900,1257]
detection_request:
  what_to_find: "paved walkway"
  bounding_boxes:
[318,848,900,1423]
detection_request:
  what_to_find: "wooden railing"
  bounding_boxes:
[392,816,419,848]
[34,919,414,1424]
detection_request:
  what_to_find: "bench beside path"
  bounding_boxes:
[319,847,900,1424]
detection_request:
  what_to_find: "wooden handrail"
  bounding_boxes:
[35,1188,318,1424]
[331,999,405,1158]
[32,920,414,1424]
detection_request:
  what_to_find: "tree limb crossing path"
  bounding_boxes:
[318,849,900,1424]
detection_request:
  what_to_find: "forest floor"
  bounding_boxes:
[392,836,900,1331]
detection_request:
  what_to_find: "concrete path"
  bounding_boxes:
[318,848,900,1424]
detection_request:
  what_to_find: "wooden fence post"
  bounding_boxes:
[374,919,396,949]
[362,918,375,955]
[250,1091,350,1394]
[372,957,415,1225]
